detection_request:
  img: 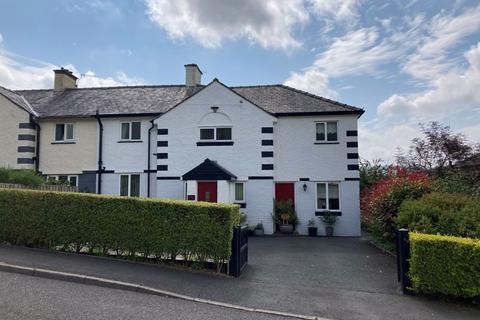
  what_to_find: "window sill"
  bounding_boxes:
[118,140,143,143]
[51,141,76,145]
[197,141,234,146]
[315,211,342,216]
[314,142,339,145]
[234,202,246,208]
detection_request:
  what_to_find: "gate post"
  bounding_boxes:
[397,228,413,295]
[229,226,240,277]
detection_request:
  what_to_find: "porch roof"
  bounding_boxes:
[182,159,237,181]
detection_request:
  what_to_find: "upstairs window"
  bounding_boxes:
[199,127,232,141]
[315,121,337,142]
[121,122,141,140]
[55,123,74,142]
[316,182,340,211]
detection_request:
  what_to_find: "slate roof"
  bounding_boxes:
[0,86,38,116]
[14,81,363,118]
[183,158,237,181]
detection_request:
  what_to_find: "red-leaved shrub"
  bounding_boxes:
[361,167,430,240]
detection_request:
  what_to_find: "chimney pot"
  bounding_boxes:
[185,64,202,87]
[53,68,78,90]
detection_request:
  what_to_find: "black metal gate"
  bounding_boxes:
[229,225,248,277]
[397,228,413,295]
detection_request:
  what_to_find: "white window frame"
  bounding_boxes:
[54,123,75,142]
[315,182,341,211]
[48,175,78,187]
[233,182,245,203]
[199,126,232,141]
[119,174,141,197]
[315,121,338,143]
[120,122,142,141]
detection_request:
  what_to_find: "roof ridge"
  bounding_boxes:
[231,84,282,88]
[278,84,363,111]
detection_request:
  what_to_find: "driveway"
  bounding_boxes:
[0,237,478,320]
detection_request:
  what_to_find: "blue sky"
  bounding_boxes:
[0,0,479,161]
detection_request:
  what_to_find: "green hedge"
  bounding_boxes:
[396,192,480,238]
[409,232,480,298]
[0,189,240,268]
[0,168,44,186]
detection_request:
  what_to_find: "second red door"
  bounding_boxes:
[197,182,218,202]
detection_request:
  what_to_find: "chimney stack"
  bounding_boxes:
[53,68,78,90]
[185,64,202,87]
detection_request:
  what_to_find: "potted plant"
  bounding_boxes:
[307,219,317,237]
[273,199,298,234]
[320,211,337,237]
[253,223,264,236]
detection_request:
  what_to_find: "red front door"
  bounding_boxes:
[275,183,295,204]
[197,182,217,202]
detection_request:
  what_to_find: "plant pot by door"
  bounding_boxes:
[279,224,294,234]
[308,227,318,237]
[325,226,334,237]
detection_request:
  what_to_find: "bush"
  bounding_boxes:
[433,168,480,197]
[361,167,430,240]
[409,232,480,299]
[0,189,240,270]
[396,193,480,238]
[0,167,44,186]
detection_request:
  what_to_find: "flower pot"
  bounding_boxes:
[253,229,264,236]
[325,226,334,237]
[279,224,294,234]
[308,227,318,237]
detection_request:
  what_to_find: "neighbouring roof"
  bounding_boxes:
[0,86,38,116]
[182,159,237,181]
[14,82,364,118]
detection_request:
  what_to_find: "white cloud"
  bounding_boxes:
[359,123,420,163]
[77,71,144,88]
[378,43,480,119]
[308,0,361,25]
[284,68,337,98]
[144,0,309,50]
[0,48,143,89]
[403,5,480,81]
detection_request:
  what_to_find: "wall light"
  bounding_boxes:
[303,183,307,192]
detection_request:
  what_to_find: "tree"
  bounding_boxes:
[396,122,473,174]
[359,158,388,191]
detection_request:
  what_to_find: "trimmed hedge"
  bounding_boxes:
[0,168,44,186]
[397,192,480,238]
[0,189,240,268]
[409,232,480,298]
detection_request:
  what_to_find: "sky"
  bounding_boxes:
[0,0,479,162]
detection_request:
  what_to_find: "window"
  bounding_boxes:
[316,182,340,211]
[121,122,141,140]
[315,121,337,142]
[48,175,78,187]
[199,127,232,141]
[234,182,245,202]
[54,123,74,142]
[120,174,140,197]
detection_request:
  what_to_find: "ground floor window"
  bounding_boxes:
[234,182,245,202]
[120,174,140,197]
[47,175,78,187]
[316,182,340,211]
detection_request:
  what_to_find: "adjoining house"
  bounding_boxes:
[0,64,364,236]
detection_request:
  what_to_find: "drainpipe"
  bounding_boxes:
[95,111,103,194]
[30,115,40,172]
[147,120,155,197]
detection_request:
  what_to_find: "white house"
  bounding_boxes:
[0,64,363,236]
